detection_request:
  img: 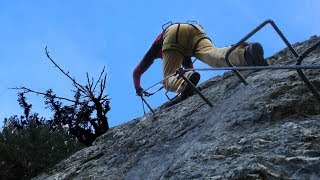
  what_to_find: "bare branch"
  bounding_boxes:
[11,87,79,104]
[91,77,94,91]
[45,47,86,93]
[103,74,107,89]
[94,66,106,91]
[101,96,110,103]
[86,72,94,93]
[99,74,107,99]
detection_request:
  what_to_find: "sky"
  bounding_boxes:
[0,0,319,128]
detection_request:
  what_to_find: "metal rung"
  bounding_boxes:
[225,19,320,103]
[225,19,299,85]
[296,40,320,102]
[176,68,213,107]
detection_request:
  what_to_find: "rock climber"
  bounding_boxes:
[133,22,268,101]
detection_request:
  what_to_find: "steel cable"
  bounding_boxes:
[185,64,320,71]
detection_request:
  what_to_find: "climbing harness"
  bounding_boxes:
[162,21,211,56]
[162,43,185,55]
[139,19,320,114]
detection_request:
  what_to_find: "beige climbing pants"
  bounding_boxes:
[162,23,248,93]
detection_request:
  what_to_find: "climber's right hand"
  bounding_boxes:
[136,87,151,97]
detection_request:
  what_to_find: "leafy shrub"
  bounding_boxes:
[0,94,85,179]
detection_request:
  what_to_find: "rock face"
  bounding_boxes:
[35,36,320,179]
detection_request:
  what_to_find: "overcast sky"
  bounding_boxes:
[0,0,319,128]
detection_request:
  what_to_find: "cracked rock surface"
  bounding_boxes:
[35,36,320,179]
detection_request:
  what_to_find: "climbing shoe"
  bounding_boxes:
[244,43,268,66]
[180,72,201,101]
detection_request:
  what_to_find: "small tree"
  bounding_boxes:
[0,93,84,179]
[13,47,110,146]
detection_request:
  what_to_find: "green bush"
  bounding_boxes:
[0,114,84,179]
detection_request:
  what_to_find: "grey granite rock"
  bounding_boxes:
[34,36,320,180]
